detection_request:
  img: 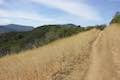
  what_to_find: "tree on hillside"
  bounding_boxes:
[110,12,120,24]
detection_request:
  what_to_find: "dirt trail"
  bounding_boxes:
[86,24,120,80]
[0,24,120,80]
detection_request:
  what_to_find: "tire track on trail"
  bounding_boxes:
[85,30,115,80]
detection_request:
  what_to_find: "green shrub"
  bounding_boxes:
[0,24,106,57]
[110,12,120,24]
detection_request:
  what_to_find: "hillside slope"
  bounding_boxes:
[0,26,14,33]
[0,24,120,80]
[0,24,33,33]
[0,29,100,80]
[0,24,85,56]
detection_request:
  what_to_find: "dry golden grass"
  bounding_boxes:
[85,24,120,80]
[1,24,120,80]
[0,29,100,80]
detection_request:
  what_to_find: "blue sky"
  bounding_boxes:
[0,0,120,27]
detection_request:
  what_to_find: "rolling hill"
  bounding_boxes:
[0,28,100,80]
[0,12,119,80]
[0,23,120,80]
[0,26,14,33]
[0,24,94,57]
[0,24,33,33]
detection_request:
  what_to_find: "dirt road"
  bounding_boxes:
[0,24,120,80]
[86,24,120,80]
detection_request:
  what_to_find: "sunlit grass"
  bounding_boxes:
[0,29,100,80]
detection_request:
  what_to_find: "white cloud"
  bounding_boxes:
[0,9,53,21]
[0,9,55,25]
[0,0,102,26]
[29,0,102,21]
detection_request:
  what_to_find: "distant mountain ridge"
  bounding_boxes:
[0,24,33,33]
[0,26,14,33]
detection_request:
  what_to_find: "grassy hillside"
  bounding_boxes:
[0,24,120,80]
[0,29,100,80]
[0,24,85,56]
[0,24,106,57]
